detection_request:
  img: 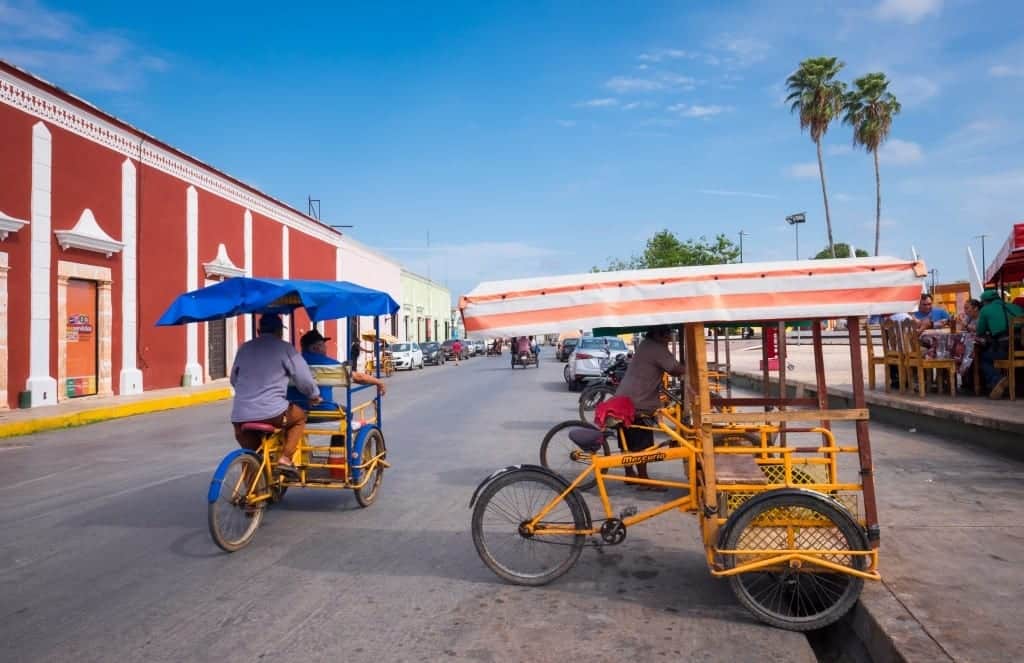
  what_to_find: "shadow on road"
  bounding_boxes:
[540,381,569,393]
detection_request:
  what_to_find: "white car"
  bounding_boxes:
[567,336,629,390]
[390,342,424,370]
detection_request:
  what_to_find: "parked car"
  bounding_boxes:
[421,341,445,366]
[567,336,629,390]
[556,337,579,362]
[442,339,469,360]
[390,342,424,370]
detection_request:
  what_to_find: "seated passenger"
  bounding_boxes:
[287,330,387,414]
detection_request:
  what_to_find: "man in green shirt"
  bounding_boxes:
[976,289,1023,398]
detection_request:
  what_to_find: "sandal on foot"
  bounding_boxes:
[277,463,300,480]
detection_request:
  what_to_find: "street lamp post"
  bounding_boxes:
[785,212,807,260]
[738,230,748,263]
[929,268,938,293]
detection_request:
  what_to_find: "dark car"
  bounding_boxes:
[421,341,445,365]
[441,339,468,360]
[556,337,579,362]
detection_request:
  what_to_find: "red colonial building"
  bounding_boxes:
[0,60,356,409]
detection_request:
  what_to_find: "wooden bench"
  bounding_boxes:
[715,454,767,485]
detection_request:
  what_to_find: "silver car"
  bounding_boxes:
[567,336,629,390]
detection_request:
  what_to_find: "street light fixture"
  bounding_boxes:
[785,212,806,260]
[738,230,749,263]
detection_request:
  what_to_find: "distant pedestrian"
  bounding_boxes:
[349,339,361,371]
[452,339,462,366]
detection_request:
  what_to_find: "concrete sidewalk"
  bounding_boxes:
[720,344,1024,661]
[0,381,232,439]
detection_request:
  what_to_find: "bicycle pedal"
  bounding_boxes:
[619,505,638,519]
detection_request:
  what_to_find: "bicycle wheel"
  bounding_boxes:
[577,384,616,422]
[539,420,612,491]
[354,429,386,508]
[208,454,265,552]
[471,469,589,586]
[722,491,867,631]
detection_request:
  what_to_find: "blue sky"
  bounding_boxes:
[2,0,1022,297]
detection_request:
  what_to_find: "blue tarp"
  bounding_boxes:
[156,277,399,326]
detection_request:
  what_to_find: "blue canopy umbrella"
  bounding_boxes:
[156,277,399,325]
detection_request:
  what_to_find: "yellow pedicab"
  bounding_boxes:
[157,277,399,552]
[362,330,397,376]
[462,257,925,630]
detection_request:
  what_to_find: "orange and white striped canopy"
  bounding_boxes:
[460,257,926,338]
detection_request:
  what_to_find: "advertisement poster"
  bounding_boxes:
[65,279,98,398]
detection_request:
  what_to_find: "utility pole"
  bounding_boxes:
[738,230,748,263]
[785,213,806,260]
[929,268,938,293]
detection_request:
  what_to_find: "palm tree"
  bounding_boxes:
[843,72,901,256]
[786,57,847,258]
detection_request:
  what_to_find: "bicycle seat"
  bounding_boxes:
[568,427,604,452]
[240,422,277,433]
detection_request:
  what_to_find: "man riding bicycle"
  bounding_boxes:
[230,314,320,480]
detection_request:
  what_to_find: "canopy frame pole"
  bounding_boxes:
[375,316,382,430]
[778,320,787,448]
[847,316,880,546]
[685,324,717,533]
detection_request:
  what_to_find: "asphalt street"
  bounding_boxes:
[0,352,823,662]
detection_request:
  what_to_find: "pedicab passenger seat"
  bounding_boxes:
[240,422,277,434]
[714,454,768,485]
[568,427,605,453]
[294,365,352,425]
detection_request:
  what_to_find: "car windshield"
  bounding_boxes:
[564,338,578,346]
[423,343,438,351]
[578,337,626,351]
[392,343,410,352]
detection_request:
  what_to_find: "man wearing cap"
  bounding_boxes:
[230,314,320,479]
[289,329,387,411]
[613,326,687,490]
[976,289,1023,399]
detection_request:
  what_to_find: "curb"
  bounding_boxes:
[0,388,233,440]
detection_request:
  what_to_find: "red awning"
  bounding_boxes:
[985,223,1024,285]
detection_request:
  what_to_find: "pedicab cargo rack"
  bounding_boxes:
[460,257,927,630]
[158,277,400,552]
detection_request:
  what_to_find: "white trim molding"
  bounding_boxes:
[119,159,142,395]
[183,186,202,386]
[0,252,9,409]
[26,121,56,407]
[0,68,342,247]
[203,243,245,278]
[0,209,28,241]
[54,209,124,257]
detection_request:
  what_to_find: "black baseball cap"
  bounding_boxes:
[300,329,331,348]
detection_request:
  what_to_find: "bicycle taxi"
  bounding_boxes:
[158,277,399,552]
[461,257,926,630]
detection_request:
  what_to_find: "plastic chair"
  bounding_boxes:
[993,316,1024,401]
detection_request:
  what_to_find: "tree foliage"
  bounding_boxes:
[813,243,869,259]
[594,229,741,271]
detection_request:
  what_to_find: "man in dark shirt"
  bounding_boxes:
[614,326,686,489]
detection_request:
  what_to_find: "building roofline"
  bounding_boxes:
[401,268,451,292]
[0,59,340,242]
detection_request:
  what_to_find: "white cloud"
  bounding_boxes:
[827,144,854,156]
[667,103,730,118]
[835,193,856,202]
[714,35,771,67]
[556,119,576,128]
[880,138,924,165]
[638,48,695,63]
[697,189,779,200]
[0,0,168,91]
[575,97,618,108]
[786,162,820,179]
[968,170,1024,196]
[989,64,1024,78]
[604,73,696,94]
[605,76,664,93]
[892,74,940,106]
[622,101,657,111]
[874,0,942,23]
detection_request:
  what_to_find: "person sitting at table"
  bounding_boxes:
[954,299,982,393]
[976,290,1024,399]
[913,293,950,331]
[287,329,387,415]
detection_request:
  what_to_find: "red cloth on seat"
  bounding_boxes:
[595,395,636,429]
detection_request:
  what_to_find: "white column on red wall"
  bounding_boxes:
[119,159,143,395]
[336,246,347,360]
[0,252,9,410]
[243,209,253,342]
[183,186,202,386]
[26,122,57,407]
[281,226,290,339]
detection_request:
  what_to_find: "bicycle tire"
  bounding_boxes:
[577,384,616,422]
[471,469,589,586]
[208,454,265,552]
[354,429,386,508]
[722,490,867,631]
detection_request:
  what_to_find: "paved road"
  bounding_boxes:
[0,353,817,662]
